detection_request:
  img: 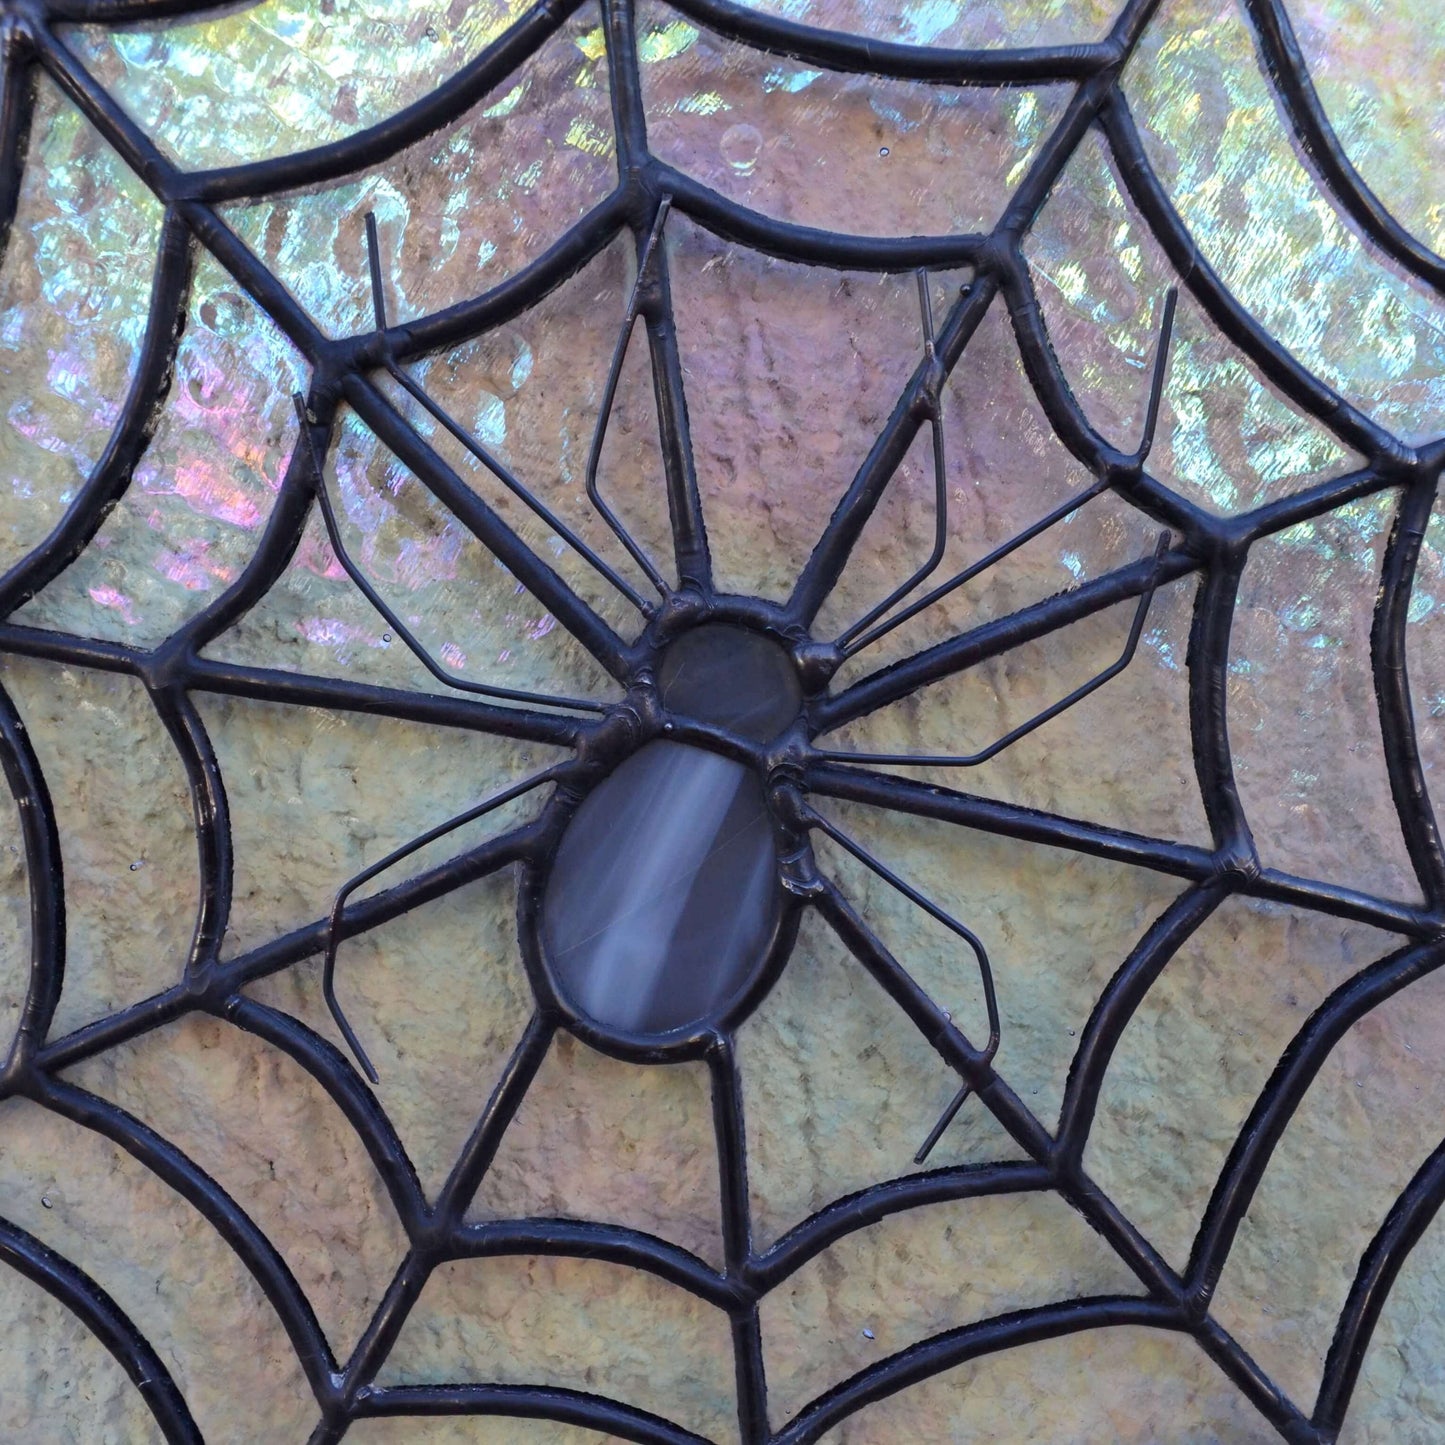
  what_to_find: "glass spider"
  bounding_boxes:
[308,202,1176,1171]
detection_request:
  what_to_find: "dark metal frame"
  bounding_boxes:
[0,0,1440,1440]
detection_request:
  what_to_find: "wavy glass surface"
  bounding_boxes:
[1125,0,1445,442]
[14,253,307,645]
[221,7,617,337]
[0,0,1444,1441]
[729,0,1117,47]
[1288,0,1445,256]
[65,0,546,170]
[640,2,1070,238]
[1231,495,1417,900]
[1023,132,1358,515]
[0,78,161,578]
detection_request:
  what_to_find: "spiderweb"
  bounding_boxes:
[0,0,1443,1440]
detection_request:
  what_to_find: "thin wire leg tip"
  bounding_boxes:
[915,1082,972,1164]
[323,900,381,1085]
[1135,285,1179,463]
[363,210,389,332]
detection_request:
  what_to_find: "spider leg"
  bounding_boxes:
[360,216,656,617]
[291,394,606,714]
[816,528,1172,768]
[323,763,567,1082]
[805,808,1000,1163]
[364,209,389,331]
[843,473,1113,658]
[835,270,953,649]
[841,283,1179,661]
[583,198,674,599]
[1132,285,1178,466]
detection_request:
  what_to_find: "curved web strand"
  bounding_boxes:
[1240,0,1445,298]
[0,676,62,1071]
[1313,1131,1445,1435]
[32,1067,344,1403]
[0,1214,202,1444]
[0,34,37,267]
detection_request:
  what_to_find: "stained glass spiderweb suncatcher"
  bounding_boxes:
[0,0,1444,1439]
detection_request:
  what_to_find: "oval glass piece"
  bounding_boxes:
[541,740,780,1040]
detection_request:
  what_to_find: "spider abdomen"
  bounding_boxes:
[538,738,781,1042]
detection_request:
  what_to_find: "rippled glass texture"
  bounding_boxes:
[66,0,545,169]
[639,3,1070,237]
[0,79,160,578]
[1125,0,1445,441]
[15,254,306,644]
[1023,132,1356,515]
[733,0,1117,47]
[2,0,1445,1442]
[1289,0,1445,255]
[221,7,617,336]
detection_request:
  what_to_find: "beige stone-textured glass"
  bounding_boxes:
[1,0,1444,1442]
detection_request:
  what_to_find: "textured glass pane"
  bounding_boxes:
[201,406,623,704]
[14,254,305,645]
[196,695,559,955]
[372,235,666,621]
[0,1262,164,1444]
[1125,0,1445,441]
[246,872,536,1201]
[0,658,195,1040]
[739,906,1025,1247]
[1341,1205,1445,1443]
[733,0,1116,47]
[71,1016,410,1360]
[669,219,941,600]
[815,1327,1277,1441]
[820,578,1204,843]
[351,1425,611,1445]
[221,8,615,337]
[760,1194,1137,1421]
[382,1255,737,1439]
[3,0,1445,1438]
[1024,132,1356,515]
[1086,897,1400,1270]
[814,806,1186,1130]
[1231,495,1416,899]
[640,3,1070,236]
[1290,0,1445,256]
[0,79,161,577]
[1407,502,1445,806]
[66,0,544,170]
[0,1098,317,1441]
[1213,964,1445,1410]
[816,297,1164,667]
[468,1037,724,1265]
